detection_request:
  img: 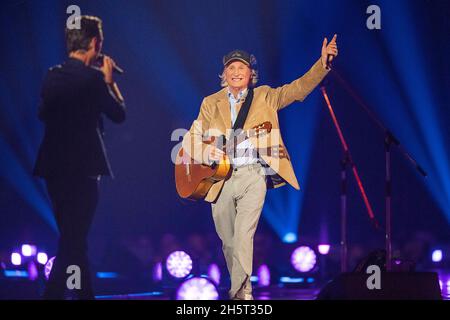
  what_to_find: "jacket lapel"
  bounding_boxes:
[242,89,258,130]
[216,87,257,133]
[216,89,231,133]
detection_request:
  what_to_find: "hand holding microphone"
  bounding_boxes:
[97,54,124,84]
[321,34,338,70]
[98,54,125,102]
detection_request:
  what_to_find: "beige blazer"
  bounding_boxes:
[182,58,329,202]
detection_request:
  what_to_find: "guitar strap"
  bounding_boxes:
[228,88,254,163]
[232,88,254,131]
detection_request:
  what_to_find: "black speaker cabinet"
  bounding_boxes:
[317,272,442,300]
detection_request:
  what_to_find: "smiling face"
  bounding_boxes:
[224,60,252,93]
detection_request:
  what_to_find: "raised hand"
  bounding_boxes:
[321,34,338,69]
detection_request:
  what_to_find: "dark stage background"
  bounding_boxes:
[0,0,449,294]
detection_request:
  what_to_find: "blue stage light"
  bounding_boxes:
[96,272,119,279]
[282,233,297,243]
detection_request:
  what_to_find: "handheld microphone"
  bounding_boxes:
[112,63,124,74]
[326,54,333,69]
[96,54,124,74]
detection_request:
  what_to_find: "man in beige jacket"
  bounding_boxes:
[182,35,338,299]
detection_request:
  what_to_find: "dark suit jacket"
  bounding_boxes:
[33,58,126,178]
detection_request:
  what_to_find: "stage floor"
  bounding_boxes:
[96,287,320,300]
[96,286,449,300]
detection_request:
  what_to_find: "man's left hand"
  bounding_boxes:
[321,34,338,69]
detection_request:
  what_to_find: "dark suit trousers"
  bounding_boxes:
[43,176,98,300]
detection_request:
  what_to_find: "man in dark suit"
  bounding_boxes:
[33,15,126,299]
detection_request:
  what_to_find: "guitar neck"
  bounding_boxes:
[218,123,270,151]
[239,128,258,140]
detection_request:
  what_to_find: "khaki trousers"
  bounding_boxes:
[211,163,267,299]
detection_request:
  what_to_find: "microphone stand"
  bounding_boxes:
[320,85,380,273]
[340,152,350,273]
[330,70,427,271]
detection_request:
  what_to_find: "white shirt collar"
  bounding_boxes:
[227,87,248,101]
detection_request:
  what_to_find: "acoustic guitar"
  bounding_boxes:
[175,122,272,200]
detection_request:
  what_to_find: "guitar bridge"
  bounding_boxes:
[185,163,192,182]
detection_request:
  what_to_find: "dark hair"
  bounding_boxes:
[65,15,103,53]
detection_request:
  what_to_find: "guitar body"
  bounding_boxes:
[174,122,272,201]
[175,147,231,200]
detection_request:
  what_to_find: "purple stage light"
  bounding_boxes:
[44,256,56,280]
[257,264,270,287]
[11,252,21,266]
[432,249,443,262]
[21,244,37,257]
[317,244,331,255]
[37,252,48,265]
[152,262,162,282]
[28,261,39,281]
[166,251,192,278]
[176,277,219,300]
[291,246,317,273]
[207,263,221,285]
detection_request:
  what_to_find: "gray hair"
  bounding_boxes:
[219,68,259,87]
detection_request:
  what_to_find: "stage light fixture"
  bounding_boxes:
[176,276,219,300]
[257,264,270,287]
[21,244,37,257]
[283,233,297,243]
[153,261,163,282]
[291,246,317,273]
[44,256,56,280]
[166,251,192,278]
[11,252,21,266]
[27,261,39,281]
[37,252,48,265]
[317,244,331,255]
[432,249,443,262]
[207,263,221,285]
